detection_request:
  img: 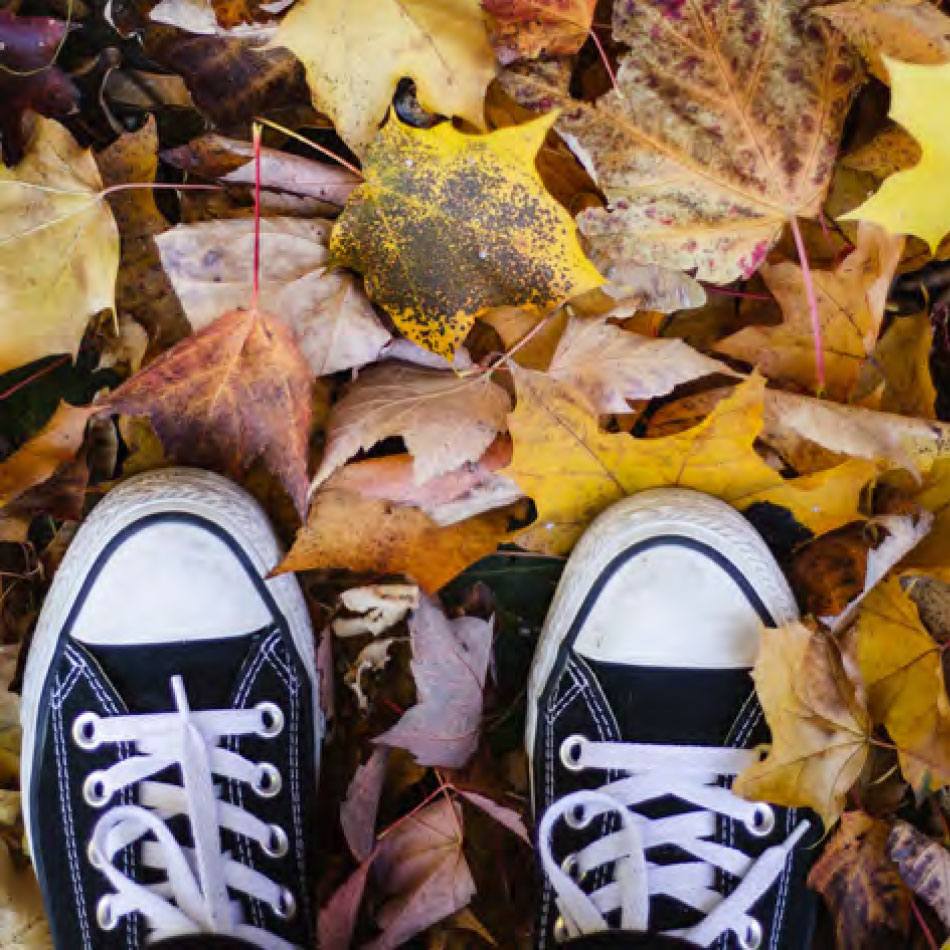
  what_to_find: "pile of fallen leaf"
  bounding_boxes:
[1,0,950,945]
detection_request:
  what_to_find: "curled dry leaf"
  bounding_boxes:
[850,577,950,791]
[347,638,399,712]
[274,0,495,153]
[330,115,603,359]
[887,820,950,928]
[333,585,420,639]
[716,223,904,399]
[157,217,391,377]
[548,315,735,414]
[314,363,511,487]
[376,597,493,769]
[861,312,938,420]
[501,0,860,283]
[0,117,119,375]
[483,0,597,63]
[341,747,390,862]
[503,371,878,554]
[733,622,870,828]
[107,307,313,516]
[816,0,950,83]
[367,797,476,950]
[277,489,509,594]
[845,59,950,253]
[807,812,911,950]
[599,261,707,315]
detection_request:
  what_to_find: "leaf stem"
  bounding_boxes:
[0,353,70,401]
[789,215,825,394]
[254,117,364,179]
[588,29,619,94]
[251,122,262,311]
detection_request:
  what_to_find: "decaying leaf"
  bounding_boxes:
[341,747,390,862]
[845,123,922,179]
[157,218,391,377]
[808,812,911,950]
[108,307,313,515]
[716,223,904,399]
[887,819,950,928]
[333,585,420,639]
[368,797,476,950]
[503,371,877,554]
[330,115,604,359]
[501,0,860,282]
[483,0,597,63]
[548,315,734,413]
[0,838,52,948]
[733,622,870,827]
[0,117,120,375]
[314,364,511,487]
[845,59,950,252]
[278,490,508,593]
[347,637,400,712]
[376,597,493,768]
[816,0,950,83]
[850,577,950,790]
[274,0,496,153]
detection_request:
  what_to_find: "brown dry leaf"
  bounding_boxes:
[500,0,860,284]
[330,115,603,359]
[96,117,189,352]
[478,307,568,371]
[598,262,707,315]
[483,0,597,63]
[368,797,476,950]
[850,577,950,791]
[107,307,312,515]
[277,489,508,593]
[716,223,904,399]
[887,820,950,928]
[0,116,119,374]
[0,839,52,948]
[157,218,391,377]
[503,372,878,554]
[733,623,870,827]
[845,124,923,179]
[807,812,911,950]
[548,315,735,414]
[273,0,496,153]
[899,459,950,581]
[313,364,511,487]
[816,0,950,83]
[860,312,937,419]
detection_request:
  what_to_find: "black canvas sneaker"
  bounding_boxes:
[527,489,819,950]
[20,469,321,950]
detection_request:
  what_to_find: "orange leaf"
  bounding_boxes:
[483,0,597,63]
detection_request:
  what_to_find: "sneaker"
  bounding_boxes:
[20,469,321,950]
[527,489,817,950]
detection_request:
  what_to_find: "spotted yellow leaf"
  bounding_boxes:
[330,114,604,360]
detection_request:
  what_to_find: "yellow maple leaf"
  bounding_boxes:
[716,223,904,400]
[733,622,870,828]
[0,117,119,375]
[272,0,496,154]
[502,372,878,554]
[850,577,950,791]
[844,58,950,251]
[331,115,604,359]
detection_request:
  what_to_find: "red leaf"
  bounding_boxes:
[318,860,372,950]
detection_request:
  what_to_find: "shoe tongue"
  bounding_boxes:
[583,658,759,747]
[84,627,271,713]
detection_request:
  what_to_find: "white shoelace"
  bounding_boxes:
[539,736,809,949]
[75,675,298,950]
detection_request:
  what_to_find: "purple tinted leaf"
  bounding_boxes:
[341,747,390,862]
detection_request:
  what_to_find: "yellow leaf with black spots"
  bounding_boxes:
[503,372,878,554]
[330,114,604,360]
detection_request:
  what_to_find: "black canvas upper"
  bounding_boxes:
[530,535,820,950]
[27,513,318,950]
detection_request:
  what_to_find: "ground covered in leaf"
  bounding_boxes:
[1,0,950,946]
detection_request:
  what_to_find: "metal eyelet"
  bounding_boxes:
[253,763,282,798]
[565,802,592,831]
[553,916,570,943]
[96,895,117,931]
[746,803,776,838]
[83,772,112,808]
[255,702,285,738]
[262,824,289,858]
[87,840,105,870]
[738,919,763,950]
[561,852,585,883]
[559,735,586,772]
[72,713,101,751]
[273,887,297,921]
